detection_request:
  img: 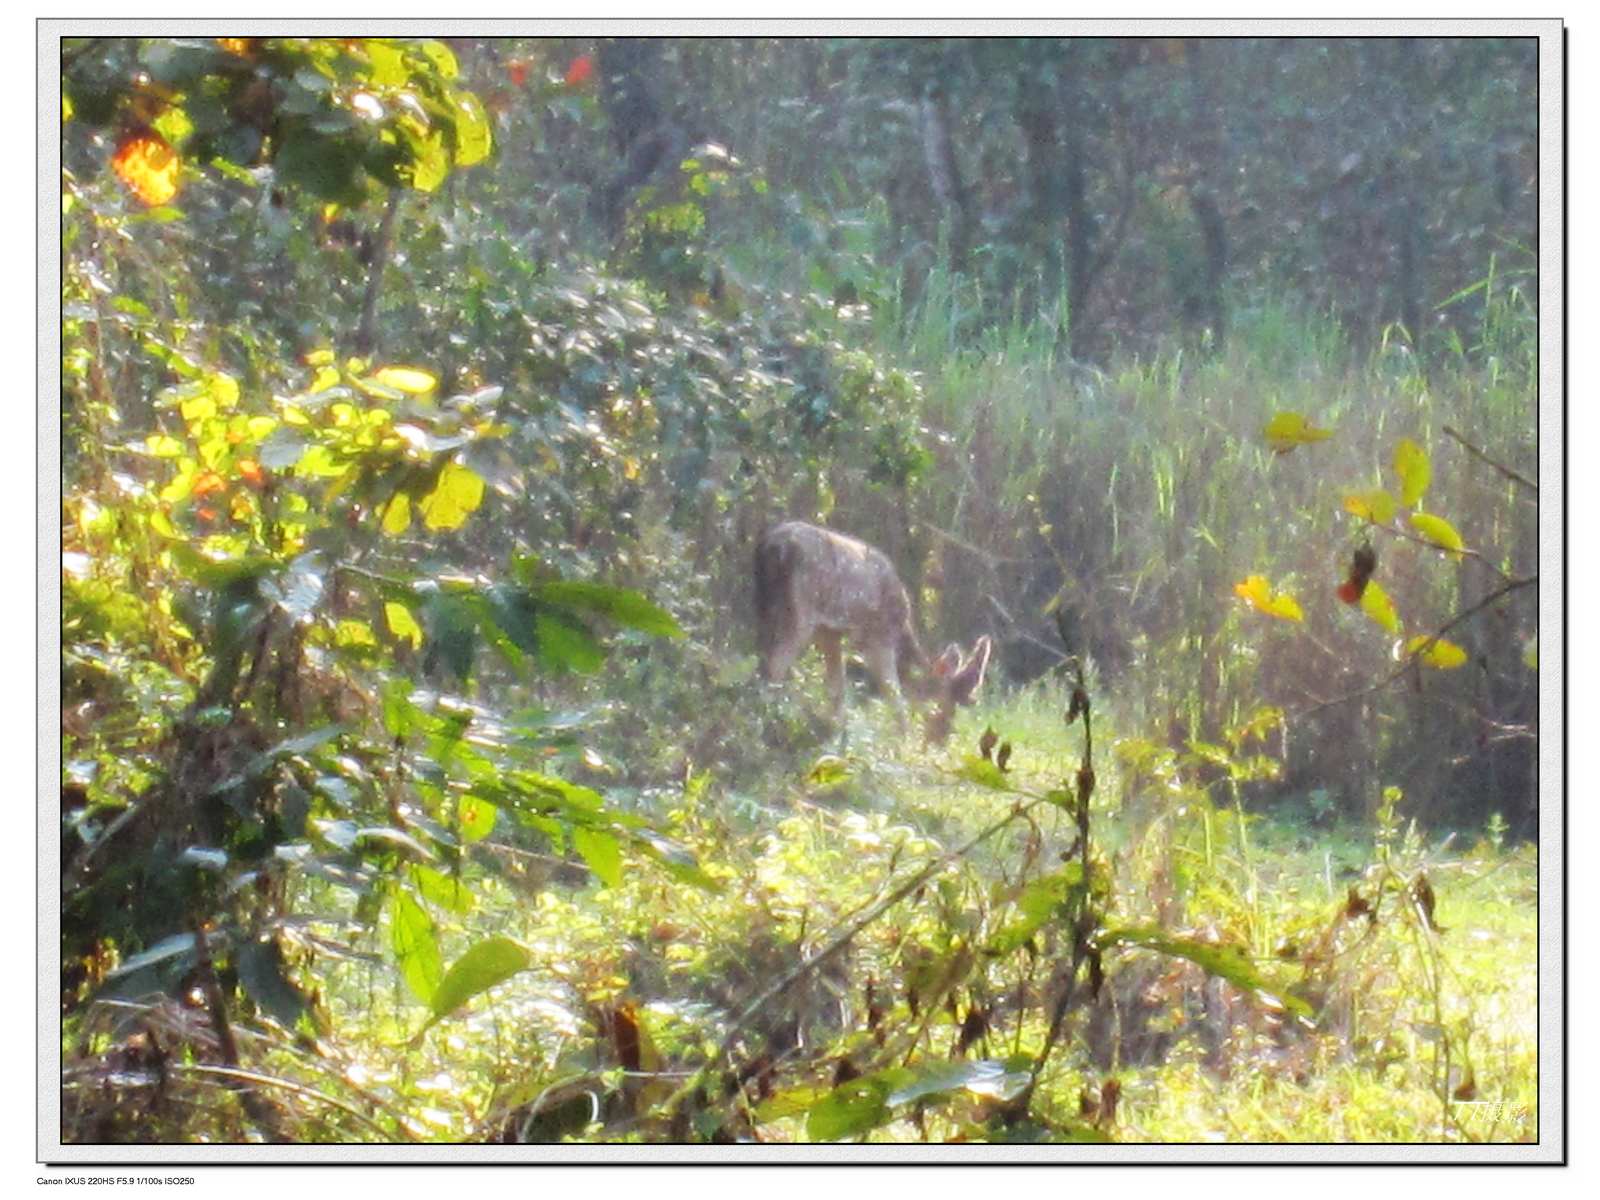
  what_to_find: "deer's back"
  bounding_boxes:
[756,521,912,642]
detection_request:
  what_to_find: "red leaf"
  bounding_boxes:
[507,60,528,87]
[564,55,594,87]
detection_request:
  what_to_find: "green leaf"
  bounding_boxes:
[456,794,498,843]
[206,725,343,801]
[1098,925,1311,1018]
[754,1086,829,1124]
[451,92,492,166]
[364,41,409,87]
[420,590,478,681]
[236,936,314,1031]
[536,580,685,638]
[887,1059,1030,1106]
[385,600,423,647]
[410,865,475,915]
[954,756,1013,791]
[428,937,530,1023]
[806,1073,897,1142]
[380,491,412,536]
[632,832,722,892]
[806,755,852,787]
[804,1058,1028,1141]
[104,933,197,980]
[388,887,442,1005]
[407,130,451,193]
[534,610,607,674]
[275,128,367,205]
[419,40,460,80]
[381,678,419,738]
[988,865,1083,956]
[257,427,310,470]
[574,826,623,888]
[357,825,437,862]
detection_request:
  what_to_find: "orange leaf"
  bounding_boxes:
[112,129,181,206]
[191,469,226,499]
[508,59,529,87]
[236,459,266,489]
[1234,575,1303,622]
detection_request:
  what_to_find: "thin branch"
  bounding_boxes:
[179,1064,410,1142]
[1367,519,1517,583]
[659,788,1053,1118]
[354,189,404,357]
[1299,574,1536,718]
[1443,425,1536,496]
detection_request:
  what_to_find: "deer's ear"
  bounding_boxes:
[947,635,992,706]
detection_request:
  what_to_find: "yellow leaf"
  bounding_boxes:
[371,366,438,396]
[419,462,485,531]
[334,619,378,649]
[1408,512,1465,559]
[146,434,184,458]
[1342,489,1398,524]
[1406,635,1467,669]
[385,600,423,648]
[1393,438,1431,507]
[1234,575,1270,605]
[112,130,181,206]
[1359,580,1401,634]
[1264,411,1334,454]
[309,366,341,394]
[380,491,412,536]
[209,372,240,409]
[304,348,336,367]
[1234,575,1304,622]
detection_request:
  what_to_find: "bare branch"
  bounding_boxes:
[1299,574,1536,719]
[659,788,1053,1119]
[1443,425,1536,496]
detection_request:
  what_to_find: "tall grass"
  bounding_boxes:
[871,267,1537,834]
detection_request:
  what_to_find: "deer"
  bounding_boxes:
[753,520,991,744]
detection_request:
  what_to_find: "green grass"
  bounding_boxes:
[286,678,1538,1144]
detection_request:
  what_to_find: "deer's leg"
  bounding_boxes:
[861,637,908,731]
[761,622,812,684]
[816,630,845,719]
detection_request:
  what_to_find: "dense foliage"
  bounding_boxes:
[57,35,1539,1147]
